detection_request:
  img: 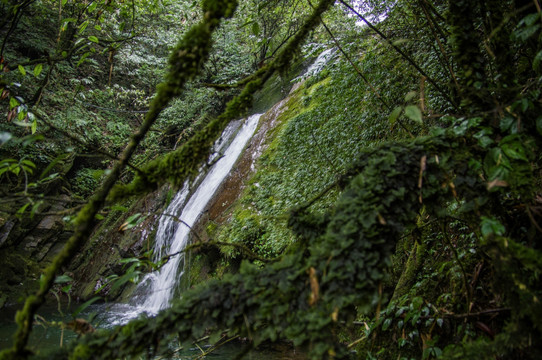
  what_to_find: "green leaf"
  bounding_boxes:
[55,274,73,284]
[88,35,99,43]
[382,318,392,331]
[9,97,19,109]
[480,216,506,238]
[18,65,26,76]
[61,0,68,6]
[499,115,514,132]
[533,50,542,71]
[404,91,417,102]
[119,257,140,264]
[500,135,529,161]
[111,205,128,212]
[21,159,36,168]
[95,213,105,220]
[72,296,101,318]
[30,200,44,218]
[388,106,402,124]
[252,22,260,36]
[404,105,423,124]
[524,13,540,26]
[13,120,32,127]
[94,25,102,31]
[79,20,89,34]
[77,52,91,66]
[31,119,37,134]
[40,153,69,179]
[16,203,30,216]
[515,24,540,41]
[33,64,43,78]
[88,1,98,13]
[477,136,493,148]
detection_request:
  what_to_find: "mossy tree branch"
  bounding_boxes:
[0,1,239,358]
[108,0,337,202]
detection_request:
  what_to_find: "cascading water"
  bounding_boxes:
[138,113,261,314]
[103,114,261,325]
[292,47,336,83]
[99,49,336,326]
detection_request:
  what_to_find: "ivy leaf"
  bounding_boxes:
[389,106,402,125]
[404,105,423,124]
[382,318,392,331]
[404,90,417,102]
[480,216,505,238]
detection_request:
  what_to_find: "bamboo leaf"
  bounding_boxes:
[18,65,26,76]
[33,63,43,77]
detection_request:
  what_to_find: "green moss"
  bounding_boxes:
[205,222,218,237]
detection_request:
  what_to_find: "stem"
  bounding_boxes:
[339,0,459,110]
[442,222,472,314]
[3,2,239,357]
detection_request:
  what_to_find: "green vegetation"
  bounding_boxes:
[1,0,541,359]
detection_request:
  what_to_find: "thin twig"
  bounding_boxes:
[442,221,472,314]
[339,0,458,110]
[33,110,143,174]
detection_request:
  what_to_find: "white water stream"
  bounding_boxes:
[103,48,336,325]
[106,114,261,324]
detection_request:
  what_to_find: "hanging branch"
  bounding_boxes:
[339,0,458,110]
[0,2,239,358]
[417,0,460,92]
[317,15,415,137]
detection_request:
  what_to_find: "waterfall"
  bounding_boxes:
[106,114,261,324]
[292,47,336,83]
[142,113,261,313]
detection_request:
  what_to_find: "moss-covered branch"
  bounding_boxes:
[49,130,474,360]
[0,1,238,358]
[108,0,337,202]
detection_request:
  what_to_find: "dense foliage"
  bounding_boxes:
[1,0,541,359]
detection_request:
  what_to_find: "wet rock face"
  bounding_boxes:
[0,195,73,308]
[69,189,169,301]
[197,98,289,237]
[17,195,70,260]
